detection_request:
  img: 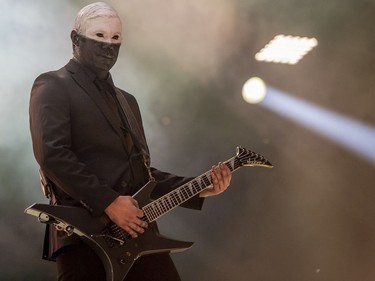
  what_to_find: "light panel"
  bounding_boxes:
[255,35,318,65]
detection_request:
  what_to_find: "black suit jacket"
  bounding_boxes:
[29,59,203,259]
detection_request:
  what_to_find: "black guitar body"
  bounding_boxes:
[26,180,193,281]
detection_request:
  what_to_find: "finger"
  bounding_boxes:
[130,202,144,218]
[135,218,148,228]
[123,226,138,238]
[220,163,230,176]
[135,208,144,218]
[211,167,220,190]
[130,198,139,208]
[216,164,228,186]
[130,223,145,234]
[214,163,223,177]
[219,163,231,187]
[211,173,224,194]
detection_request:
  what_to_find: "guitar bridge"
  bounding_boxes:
[91,233,125,246]
[94,224,130,247]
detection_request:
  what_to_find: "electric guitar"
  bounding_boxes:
[25,146,272,281]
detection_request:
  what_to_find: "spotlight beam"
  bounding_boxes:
[261,87,375,165]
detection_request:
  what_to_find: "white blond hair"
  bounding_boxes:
[73,2,121,34]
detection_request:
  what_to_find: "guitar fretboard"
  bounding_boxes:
[142,156,242,223]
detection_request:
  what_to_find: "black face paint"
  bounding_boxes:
[75,34,121,79]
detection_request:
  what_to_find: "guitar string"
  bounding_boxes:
[104,149,258,243]
[108,153,254,242]
[143,157,242,222]
[143,158,237,221]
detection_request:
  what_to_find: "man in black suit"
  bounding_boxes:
[29,2,231,281]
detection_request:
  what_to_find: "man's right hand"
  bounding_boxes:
[104,195,148,238]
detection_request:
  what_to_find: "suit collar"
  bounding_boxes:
[65,59,125,144]
[66,58,96,81]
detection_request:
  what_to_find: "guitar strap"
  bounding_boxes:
[114,89,153,179]
[38,168,59,204]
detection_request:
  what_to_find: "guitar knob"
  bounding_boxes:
[64,225,74,236]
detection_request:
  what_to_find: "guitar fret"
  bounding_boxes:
[182,187,188,198]
[180,189,186,201]
[144,207,151,221]
[153,203,160,218]
[192,181,199,193]
[157,201,164,214]
[197,178,202,189]
[154,202,162,217]
[201,174,211,187]
[162,199,169,211]
[192,180,200,192]
[141,149,267,223]
[150,206,157,221]
[176,190,183,203]
[147,205,157,221]
[183,186,191,198]
[148,205,155,221]
[185,184,193,197]
[167,197,173,208]
[159,199,166,212]
[170,193,176,205]
[172,193,179,205]
[165,195,173,209]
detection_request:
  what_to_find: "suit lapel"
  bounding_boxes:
[65,60,124,140]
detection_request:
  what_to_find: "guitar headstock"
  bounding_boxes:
[236,146,273,168]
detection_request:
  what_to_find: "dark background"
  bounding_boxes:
[1,0,374,280]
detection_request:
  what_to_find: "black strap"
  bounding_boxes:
[38,168,59,204]
[114,89,150,166]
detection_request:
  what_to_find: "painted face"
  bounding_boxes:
[75,16,122,78]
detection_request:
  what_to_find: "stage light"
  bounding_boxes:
[261,87,375,165]
[255,35,318,65]
[242,77,267,104]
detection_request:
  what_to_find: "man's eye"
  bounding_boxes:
[112,35,119,40]
[96,33,104,37]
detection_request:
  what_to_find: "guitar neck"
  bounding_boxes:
[143,156,242,223]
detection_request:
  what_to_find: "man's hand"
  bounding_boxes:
[104,195,148,238]
[200,162,232,198]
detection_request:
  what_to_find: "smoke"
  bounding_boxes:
[0,0,77,278]
[118,0,239,83]
[0,0,75,146]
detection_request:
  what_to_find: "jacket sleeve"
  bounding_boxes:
[29,73,119,216]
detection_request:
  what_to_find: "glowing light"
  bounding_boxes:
[255,35,318,65]
[242,77,267,104]
[261,87,375,165]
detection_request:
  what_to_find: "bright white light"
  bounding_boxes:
[242,77,267,104]
[255,35,318,65]
[261,87,375,165]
